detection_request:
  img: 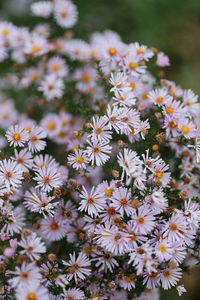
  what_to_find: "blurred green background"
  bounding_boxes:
[0,0,200,299]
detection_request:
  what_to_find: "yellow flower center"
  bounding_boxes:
[52,64,60,72]
[142,92,148,100]
[129,62,137,70]
[31,45,40,53]
[27,293,37,300]
[125,276,132,283]
[130,126,135,135]
[2,28,9,36]
[104,188,113,197]
[47,122,56,130]
[166,106,174,114]
[75,156,84,164]
[181,125,189,134]
[155,170,163,179]
[31,74,39,81]
[84,245,92,255]
[108,47,117,56]
[152,144,158,151]
[169,121,177,129]
[158,244,166,253]
[156,96,164,104]
[137,48,145,55]
[12,133,21,142]
[129,82,135,90]
[82,73,91,83]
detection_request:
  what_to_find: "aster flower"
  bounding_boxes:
[155,239,173,262]
[131,205,155,235]
[31,1,53,18]
[160,267,182,290]
[54,0,78,28]
[47,56,68,77]
[148,88,172,106]
[0,159,23,191]
[3,206,25,235]
[25,33,49,56]
[18,233,46,261]
[85,139,112,166]
[38,74,64,101]
[8,262,41,288]
[68,149,89,170]
[6,124,29,147]
[24,188,57,217]
[16,283,49,300]
[63,252,91,281]
[28,125,47,153]
[34,165,63,192]
[79,186,106,217]
[88,116,112,143]
[111,187,133,217]
[12,148,33,172]
[94,223,130,255]
[163,214,187,243]
[92,252,119,273]
[62,288,85,300]
[40,216,68,241]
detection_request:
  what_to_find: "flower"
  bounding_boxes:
[12,148,33,172]
[156,52,170,67]
[34,165,63,192]
[88,116,112,143]
[94,223,130,255]
[16,283,49,300]
[18,233,46,261]
[62,288,85,300]
[79,186,106,217]
[28,126,47,153]
[54,0,78,28]
[111,187,133,217]
[31,1,52,18]
[63,252,91,281]
[38,74,64,101]
[6,124,29,147]
[131,205,155,235]
[160,267,182,290]
[24,188,57,216]
[68,149,89,170]
[85,139,112,166]
[0,159,23,191]
[8,262,41,288]
[40,216,68,241]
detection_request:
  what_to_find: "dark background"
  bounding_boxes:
[0,0,200,299]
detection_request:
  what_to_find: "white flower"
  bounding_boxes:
[6,124,29,147]
[16,283,49,300]
[38,74,64,101]
[63,252,91,281]
[31,1,52,18]
[88,116,112,143]
[79,186,106,217]
[0,159,23,191]
[24,188,57,217]
[54,0,78,28]
[85,139,112,166]
[28,126,47,153]
[18,233,46,261]
[8,262,41,288]
[33,165,63,192]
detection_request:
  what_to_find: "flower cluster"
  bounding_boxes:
[0,1,199,300]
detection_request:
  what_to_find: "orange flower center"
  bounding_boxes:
[12,133,21,141]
